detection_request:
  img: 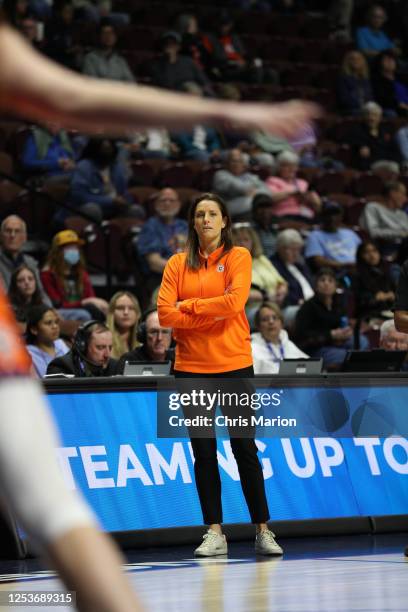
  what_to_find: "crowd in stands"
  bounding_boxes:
[2,0,408,374]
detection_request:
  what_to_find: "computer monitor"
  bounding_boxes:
[123,361,171,377]
[278,358,323,375]
[341,350,407,373]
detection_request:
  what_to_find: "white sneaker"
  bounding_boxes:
[255,530,283,556]
[194,529,228,557]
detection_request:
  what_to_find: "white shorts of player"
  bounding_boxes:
[0,378,94,549]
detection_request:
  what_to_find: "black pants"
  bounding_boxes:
[174,366,270,525]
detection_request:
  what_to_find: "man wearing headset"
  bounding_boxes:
[115,308,173,374]
[46,320,117,377]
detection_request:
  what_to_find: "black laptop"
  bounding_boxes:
[342,350,407,373]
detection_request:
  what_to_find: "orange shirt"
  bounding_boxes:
[0,285,31,375]
[157,245,253,373]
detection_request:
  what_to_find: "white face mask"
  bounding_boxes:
[63,248,80,266]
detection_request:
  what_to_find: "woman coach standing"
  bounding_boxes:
[157,193,282,557]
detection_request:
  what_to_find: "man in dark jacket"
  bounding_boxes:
[47,321,117,376]
[116,309,172,374]
[150,31,213,96]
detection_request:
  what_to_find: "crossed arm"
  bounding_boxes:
[157,250,252,329]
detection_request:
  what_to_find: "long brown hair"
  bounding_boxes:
[8,264,44,308]
[185,193,233,269]
[44,242,86,295]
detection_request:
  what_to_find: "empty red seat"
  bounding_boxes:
[314,171,351,195]
[130,160,156,186]
[352,173,385,197]
[157,163,195,188]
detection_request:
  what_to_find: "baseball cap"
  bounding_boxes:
[321,200,343,216]
[161,31,181,44]
[52,229,84,248]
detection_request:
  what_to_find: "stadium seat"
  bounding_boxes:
[314,171,351,195]
[130,160,156,186]
[157,163,195,188]
[352,173,385,197]
[342,198,366,227]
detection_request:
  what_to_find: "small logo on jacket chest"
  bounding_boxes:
[217,264,224,272]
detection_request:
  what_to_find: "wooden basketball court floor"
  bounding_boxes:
[0,533,407,611]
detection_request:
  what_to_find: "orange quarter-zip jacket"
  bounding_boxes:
[157,245,253,373]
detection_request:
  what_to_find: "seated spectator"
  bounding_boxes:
[230,0,272,11]
[397,124,408,163]
[71,0,100,22]
[295,267,368,370]
[359,181,408,253]
[204,12,266,84]
[250,129,293,162]
[41,229,108,321]
[372,51,408,117]
[150,31,212,96]
[107,291,141,359]
[44,1,81,70]
[213,148,271,219]
[19,16,43,50]
[266,151,322,221]
[337,50,373,115]
[289,124,334,171]
[82,22,134,82]
[356,4,400,59]
[271,229,314,323]
[251,302,308,374]
[349,102,401,173]
[127,129,175,160]
[68,137,143,223]
[26,305,69,378]
[380,319,408,353]
[116,308,172,374]
[175,13,214,77]
[304,201,361,275]
[0,215,45,292]
[21,122,76,179]
[72,0,130,25]
[171,83,222,162]
[3,0,34,28]
[137,188,188,292]
[47,320,117,376]
[251,194,278,259]
[329,0,353,42]
[8,263,52,316]
[232,224,287,324]
[352,241,395,320]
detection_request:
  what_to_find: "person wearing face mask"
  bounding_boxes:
[66,136,144,224]
[41,229,108,321]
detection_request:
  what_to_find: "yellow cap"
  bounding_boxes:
[52,229,84,248]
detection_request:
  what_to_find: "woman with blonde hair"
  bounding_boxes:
[107,291,141,359]
[232,224,287,324]
[41,229,108,321]
[338,49,373,115]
